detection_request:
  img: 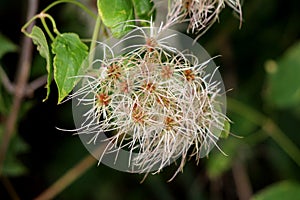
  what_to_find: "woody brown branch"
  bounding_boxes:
[0,0,39,175]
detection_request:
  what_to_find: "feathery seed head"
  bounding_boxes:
[164,0,242,37]
[72,26,228,180]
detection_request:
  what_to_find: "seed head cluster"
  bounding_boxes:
[72,28,228,180]
[166,0,242,37]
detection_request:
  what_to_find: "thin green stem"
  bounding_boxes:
[228,98,300,167]
[40,13,61,39]
[42,0,97,20]
[21,15,40,36]
[43,13,60,35]
[89,16,101,65]
[40,16,55,41]
[21,13,60,40]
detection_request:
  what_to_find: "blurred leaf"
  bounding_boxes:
[206,137,239,178]
[0,33,18,58]
[0,125,29,177]
[251,181,300,200]
[2,159,27,176]
[52,33,88,104]
[28,26,52,101]
[228,98,263,138]
[219,120,231,139]
[97,0,134,38]
[132,0,154,23]
[206,104,255,179]
[265,41,300,108]
[0,34,16,114]
[206,109,257,179]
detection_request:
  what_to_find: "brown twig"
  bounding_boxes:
[0,176,20,200]
[34,143,107,200]
[25,75,48,97]
[0,65,48,97]
[0,0,39,175]
[232,161,252,200]
[34,154,97,200]
[0,65,15,94]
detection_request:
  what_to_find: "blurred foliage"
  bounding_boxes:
[252,181,300,200]
[0,127,29,177]
[0,0,300,199]
[0,33,18,59]
[265,42,300,108]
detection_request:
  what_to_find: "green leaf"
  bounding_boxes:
[265,41,300,108]
[132,0,154,22]
[28,26,52,101]
[97,0,134,38]
[0,33,18,59]
[252,181,300,200]
[52,33,88,104]
[219,120,231,139]
[0,125,29,177]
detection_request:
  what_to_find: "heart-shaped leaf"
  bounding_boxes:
[52,33,88,104]
[28,26,52,101]
[97,0,134,38]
